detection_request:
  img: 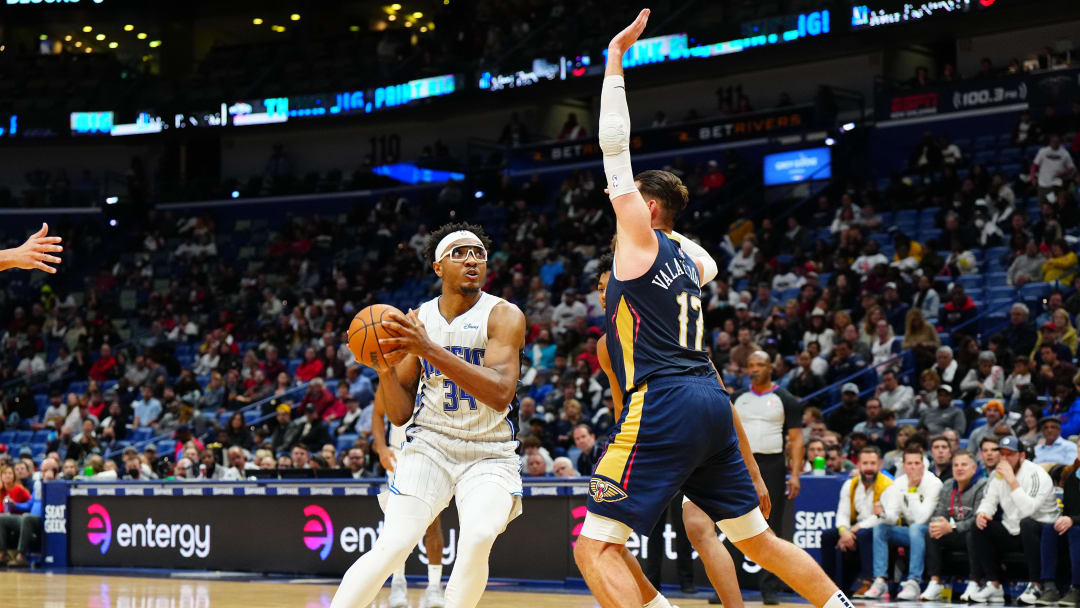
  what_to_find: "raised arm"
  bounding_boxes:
[602,9,657,280]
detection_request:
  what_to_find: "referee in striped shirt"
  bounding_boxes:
[731,350,804,605]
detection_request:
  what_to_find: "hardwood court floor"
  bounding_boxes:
[2,570,819,608]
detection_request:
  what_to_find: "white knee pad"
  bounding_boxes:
[716,507,769,543]
[579,511,633,544]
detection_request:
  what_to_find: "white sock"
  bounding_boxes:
[428,564,443,589]
[391,565,406,587]
[643,592,673,608]
[823,589,855,608]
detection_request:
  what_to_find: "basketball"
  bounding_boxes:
[347,303,405,372]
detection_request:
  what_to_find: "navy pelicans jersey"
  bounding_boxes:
[408,292,519,445]
[604,230,715,395]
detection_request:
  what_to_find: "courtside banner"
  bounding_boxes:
[55,476,843,584]
[510,106,813,169]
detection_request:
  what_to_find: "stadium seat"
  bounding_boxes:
[131,427,154,443]
[13,430,32,445]
[897,418,919,428]
[336,433,358,453]
[1020,282,1052,301]
[242,409,260,425]
[0,431,15,446]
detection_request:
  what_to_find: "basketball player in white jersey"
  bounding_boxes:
[330,222,525,608]
[371,396,446,607]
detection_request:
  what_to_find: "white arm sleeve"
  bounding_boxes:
[671,230,718,285]
[598,75,637,199]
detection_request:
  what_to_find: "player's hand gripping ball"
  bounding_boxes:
[347,304,405,372]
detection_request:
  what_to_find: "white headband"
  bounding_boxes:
[434,230,485,262]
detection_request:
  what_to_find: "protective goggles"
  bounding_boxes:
[442,245,487,262]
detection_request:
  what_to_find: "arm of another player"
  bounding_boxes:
[671,230,718,285]
[369,394,396,473]
[602,9,657,281]
[403,303,525,412]
[0,223,63,273]
[596,334,625,421]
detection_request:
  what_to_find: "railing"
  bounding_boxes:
[802,353,904,412]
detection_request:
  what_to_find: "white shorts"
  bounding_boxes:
[386,428,523,527]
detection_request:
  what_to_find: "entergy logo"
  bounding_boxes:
[87,503,112,554]
[303,505,335,560]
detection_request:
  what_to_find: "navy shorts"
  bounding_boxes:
[587,375,759,536]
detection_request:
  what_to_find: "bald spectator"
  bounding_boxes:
[553,457,577,478]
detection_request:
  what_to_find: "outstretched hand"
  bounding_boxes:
[4,223,63,273]
[608,8,650,54]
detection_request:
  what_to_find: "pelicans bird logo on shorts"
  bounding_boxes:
[590,478,629,503]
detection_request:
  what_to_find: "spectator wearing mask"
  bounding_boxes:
[972,435,1060,604]
[861,446,943,600]
[919,449,987,601]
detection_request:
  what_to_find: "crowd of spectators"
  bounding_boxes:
[0,82,1079,590]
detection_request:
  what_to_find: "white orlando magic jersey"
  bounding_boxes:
[409,292,518,445]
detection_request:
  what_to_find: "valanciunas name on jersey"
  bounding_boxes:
[650,251,700,291]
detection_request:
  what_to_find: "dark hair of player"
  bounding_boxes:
[634,169,689,227]
[423,222,494,264]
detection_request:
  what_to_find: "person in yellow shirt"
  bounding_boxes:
[1042,239,1078,284]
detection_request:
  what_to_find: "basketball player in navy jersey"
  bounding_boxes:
[575,10,854,608]
[595,252,758,608]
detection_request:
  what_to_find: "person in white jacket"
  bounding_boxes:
[821,447,893,596]
[861,446,943,601]
[971,434,1060,604]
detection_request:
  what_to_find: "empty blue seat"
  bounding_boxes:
[337,433,359,453]
[68,381,88,395]
[984,272,1008,287]
[34,394,48,410]
[242,410,260,425]
[13,431,32,445]
[1020,282,1052,301]
[957,275,983,291]
[0,431,14,445]
[31,430,51,443]
[130,427,154,443]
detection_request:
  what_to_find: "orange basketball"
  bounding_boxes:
[346,303,405,373]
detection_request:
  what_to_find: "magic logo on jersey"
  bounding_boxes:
[420,346,486,380]
[590,477,629,503]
